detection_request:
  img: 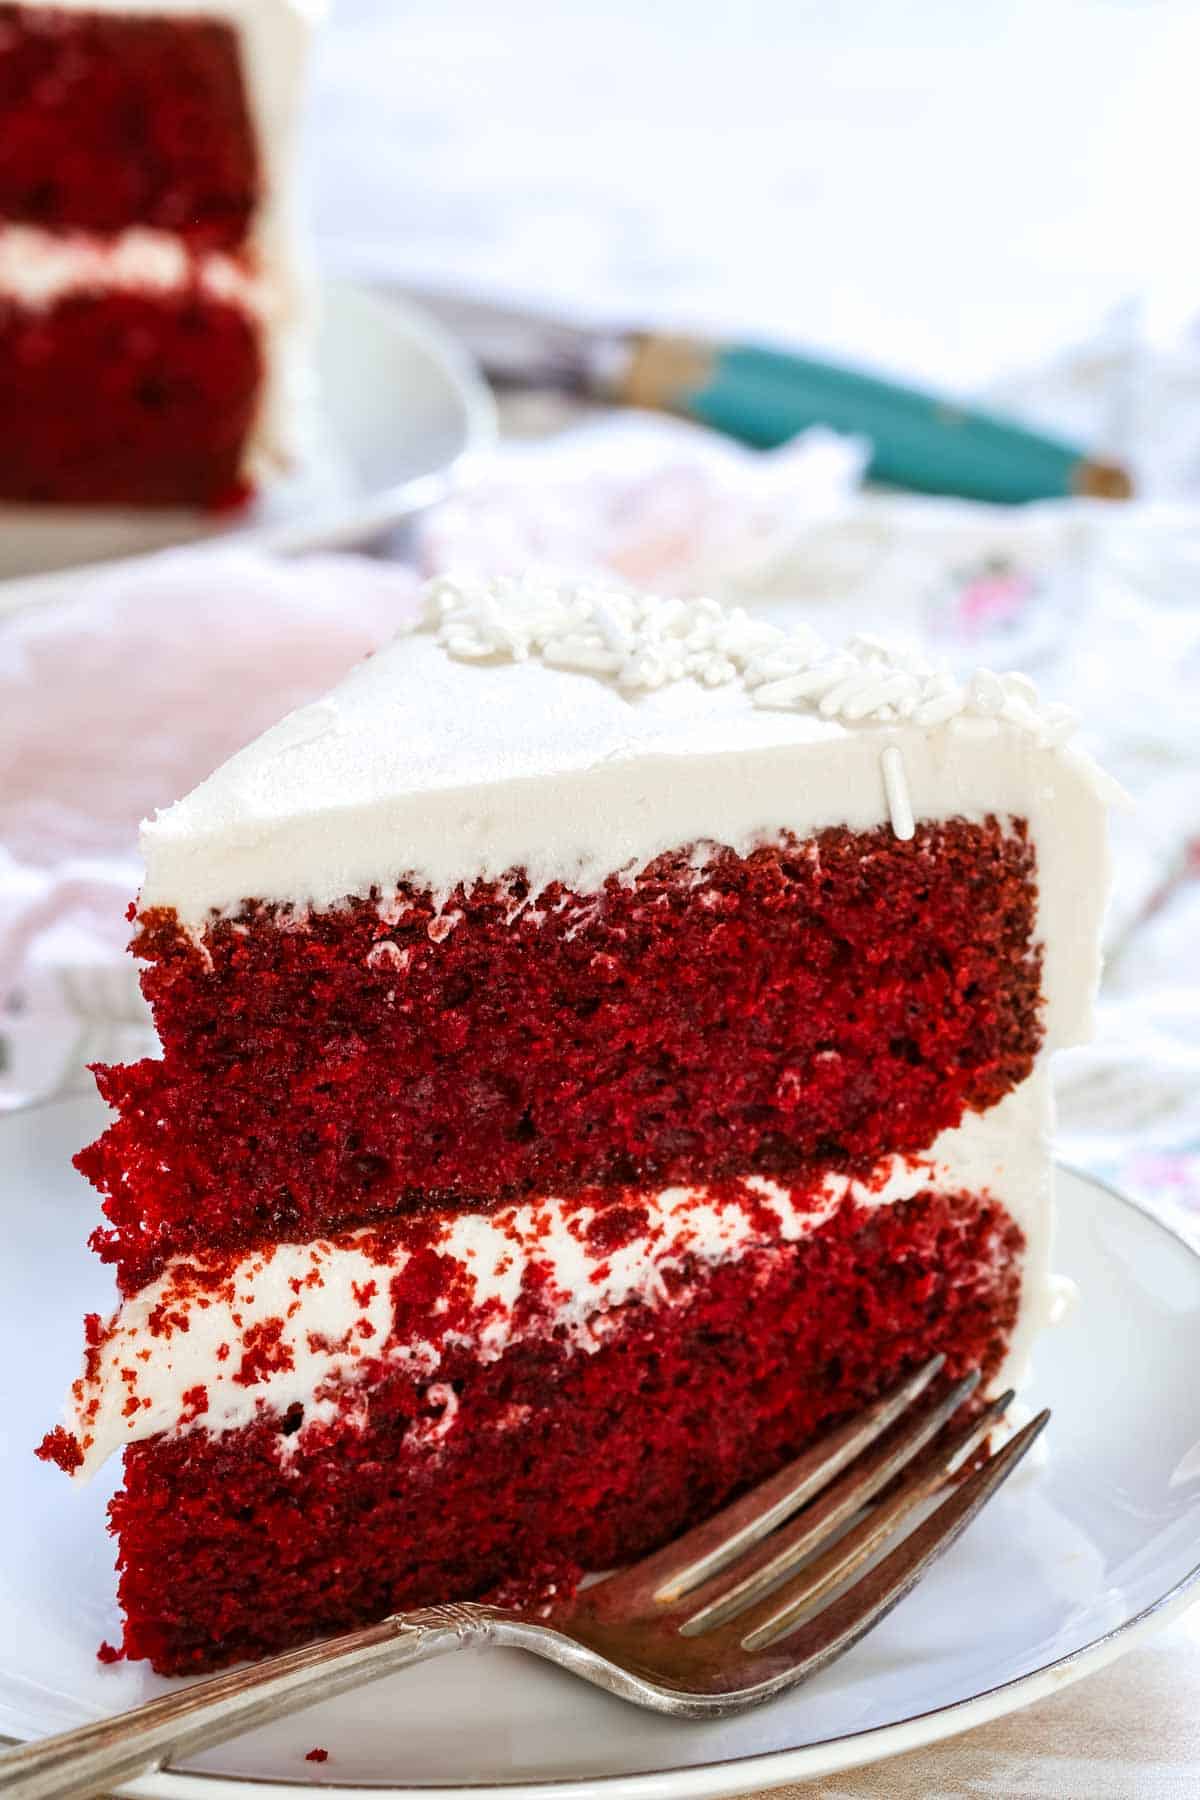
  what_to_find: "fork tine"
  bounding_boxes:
[682,1385,1012,1637]
[674,1368,981,1634]
[734,1408,1049,1662]
[587,1355,947,1615]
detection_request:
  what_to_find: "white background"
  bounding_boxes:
[311,0,1199,390]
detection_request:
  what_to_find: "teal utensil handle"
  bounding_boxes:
[621,336,1129,505]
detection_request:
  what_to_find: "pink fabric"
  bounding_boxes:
[0,551,419,1014]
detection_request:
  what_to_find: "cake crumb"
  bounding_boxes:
[35,1425,84,1473]
[97,1640,124,1664]
[483,1556,582,1617]
[305,1747,329,1764]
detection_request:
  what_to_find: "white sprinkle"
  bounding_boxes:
[968,669,1006,716]
[420,576,1086,758]
[881,745,915,841]
[1000,693,1041,733]
[840,670,915,720]
[761,656,856,710]
[819,674,877,718]
[913,688,966,728]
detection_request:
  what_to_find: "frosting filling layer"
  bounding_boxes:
[107,1180,1033,1675]
[59,1082,1055,1480]
[93,815,1042,1293]
[0,223,269,313]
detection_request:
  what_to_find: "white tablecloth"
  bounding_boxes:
[312,0,1198,415]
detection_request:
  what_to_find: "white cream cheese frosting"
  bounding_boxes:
[62,1080,1056,1481]
[140,576,1116,1053]
[0,225,268,312]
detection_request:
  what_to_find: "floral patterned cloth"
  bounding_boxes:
[3,413,1199,1235]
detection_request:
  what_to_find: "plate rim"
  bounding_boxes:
[0,279,499,619]
[3,1141,1199,1797]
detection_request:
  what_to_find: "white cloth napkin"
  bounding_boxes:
[0,551,419,1097]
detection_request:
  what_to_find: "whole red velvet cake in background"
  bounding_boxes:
[0,0,318,509]
[38,576,1116,1674]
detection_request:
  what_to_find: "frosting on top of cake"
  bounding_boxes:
[423,575,1080,739]
[139,576,1115,1050]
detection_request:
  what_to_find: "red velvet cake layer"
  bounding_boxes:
[95,1187,1023,1673]
[0,288,261,506]
[0,6,258,248]
[81,820,1041,1293]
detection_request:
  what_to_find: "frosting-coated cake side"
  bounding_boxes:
[140,578,1111,1045]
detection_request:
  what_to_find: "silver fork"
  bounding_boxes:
[1,1357,1046,1800]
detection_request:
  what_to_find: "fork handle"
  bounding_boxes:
[0,1604,499,1800]
[618,334,1132,504]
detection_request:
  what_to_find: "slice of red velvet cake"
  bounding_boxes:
[0,0,318,509]
[38,577,1116,1674]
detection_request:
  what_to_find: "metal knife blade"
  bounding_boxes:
[397,286,630,394]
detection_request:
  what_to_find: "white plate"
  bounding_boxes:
[0,281,497,614]
[2,1093,1200,1797]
